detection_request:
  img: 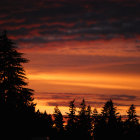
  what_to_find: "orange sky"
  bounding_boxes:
[20,38,140,115]
[1,0,140,116]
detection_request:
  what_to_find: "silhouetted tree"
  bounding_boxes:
[0,31,36,139]
[77,99,92,140]
[53,106,64,130]
[124,104,140,139]
[93,100,121,140]
[53,106,65,140]
[101,99,118,119]
[0,31,35,111]
[126,104,139,126]
[92,108,100,128]
[66,100,77,139]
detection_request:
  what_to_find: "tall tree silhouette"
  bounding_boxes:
[0,31,35,111]
[93,100,120,140]
[77,99,86,129]
[53,106,65,140]
[53,106,64,130]
[77,99,92,140]
[126,104,139,126]
[124,104,140,139]
[0,31,35,139]
[101,99,118,119]
[66,100,77,140]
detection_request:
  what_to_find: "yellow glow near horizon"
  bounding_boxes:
[35,102,140,116]
[27,72,140,115]
[27,72,140,91]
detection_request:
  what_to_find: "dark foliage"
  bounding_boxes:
[123,104,140,140]
[76,99,92,140]
[0,31,53,140]
[65,100,78,139]
[93,100,123,140]
[53,106,65,139]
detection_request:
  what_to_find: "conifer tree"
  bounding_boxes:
[53,106,64,130]
[66,100,77,139]
[124,104,139,140]
[0,31,35,112]
[101,99,118,118]
[78,99,87,126]
[0,31,36,139]
[126,104,139,126]
[53,106,66,139]
[77,99,92,139]
[66,100,77,130]
[93,100,120,140]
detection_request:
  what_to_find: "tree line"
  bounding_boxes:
[52,99,140,140]
[0,31,140,140]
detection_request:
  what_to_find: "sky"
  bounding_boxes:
[0,0,140,115]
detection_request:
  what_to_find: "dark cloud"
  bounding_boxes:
[136,46,140,51]
[97,94,137,101]
[35,92,140,107]
[0,0,140,48]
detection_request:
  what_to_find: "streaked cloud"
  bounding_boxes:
[34,92,140,107]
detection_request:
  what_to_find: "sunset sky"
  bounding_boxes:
[0,0,140,115]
